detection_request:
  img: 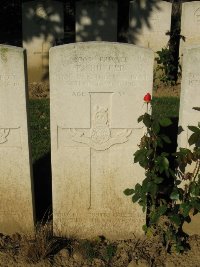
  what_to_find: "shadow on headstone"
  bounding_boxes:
[129,0,162,45]
[76,0,118,42]
[22,0,65,82]
[32,152,52,222]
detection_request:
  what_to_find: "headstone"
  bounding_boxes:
[76,0,117,42]
[178,45,200,235]
[178,45,200,149]
[0,45,35,234]
[22,1,64,82]
[50,42,154,239]
[129,0,172,52]
[180,1,200,58]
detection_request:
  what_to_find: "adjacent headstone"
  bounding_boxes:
[178,45,200,236]
[129,0,172,52]
[178,45,200,149]
[76,0,117,42]
[22,1,64,82]
[0,45,35,234]
[50,42,154,239]
[180,2,200,58]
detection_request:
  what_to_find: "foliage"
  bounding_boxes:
[155,47,179,85]
[124,101,200,252]
[155,26,184,86]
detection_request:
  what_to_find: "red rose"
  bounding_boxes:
[143,93,151,103]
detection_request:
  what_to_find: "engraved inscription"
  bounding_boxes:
[70,106,132,151]
[194,8,200,24]
[58,92,137,209]
[0,129,10,144]
[72,91,86,96]
[188,73,200,86]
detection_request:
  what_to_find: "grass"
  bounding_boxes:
[28,97,180,162]
[152,96,180,119]
[29,99,50,163]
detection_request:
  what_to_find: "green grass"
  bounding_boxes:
[28,97,180,162]
[29,99,50,163]
[152,96,180,119]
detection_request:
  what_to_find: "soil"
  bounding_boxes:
[0,228,200,267]
[29,82,50,99]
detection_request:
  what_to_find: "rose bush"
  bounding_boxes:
[124,93,200,252]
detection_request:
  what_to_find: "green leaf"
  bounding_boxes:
[142,224,148,232]
[143,113,151,128]
[161,135,171,144]
[152,121,160,134]
[159,118,172,127]
[154,176,164,184]
[134,149,147,163]
[132,194,140,203]
[193,107,200,111]
[170,190,179,200]
[188,126,200,133]
[150,212,160,224]
[149,183,158,196]
[123,188,134,196]
[170,215,181,226]
[157,205,167,216]
[135,183,142,193]
[137,115,144,123]
[180,203,191,217]
[188,132,200,146]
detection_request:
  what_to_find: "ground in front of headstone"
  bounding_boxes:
[0,222,200,267]
[29,82,50,99]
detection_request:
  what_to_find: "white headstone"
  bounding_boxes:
[76,0,118,42]
[50,42,154,239]
[178,45,200,149]
[22,0,64,82]
[178,45,200,235]
[180,2,200,58]
[0,45,35,234]
[129,0,172,52]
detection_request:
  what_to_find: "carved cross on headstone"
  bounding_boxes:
[58,92,139,209]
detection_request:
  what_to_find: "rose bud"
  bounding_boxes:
[143,93,151,103]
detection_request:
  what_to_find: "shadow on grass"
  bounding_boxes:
[33,152,52,223]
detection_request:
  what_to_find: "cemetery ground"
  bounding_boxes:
[0,83,200,267]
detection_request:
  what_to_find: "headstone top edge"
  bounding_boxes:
[49,42,154,54]
[182,1,200,6]
[130,0,172,5]
[0,44,24,52]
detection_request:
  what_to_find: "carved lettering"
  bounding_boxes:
[72,91,86,96]
[188,73,200,86]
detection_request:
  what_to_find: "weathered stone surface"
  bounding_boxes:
[180,2,200,58]
[76,0,117,42]
[178,46,200,235]
[129,0,172,52]
[50,42,154,239]
[178,45,200,148]
[0,45,35,234]
[22,1,64,82]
